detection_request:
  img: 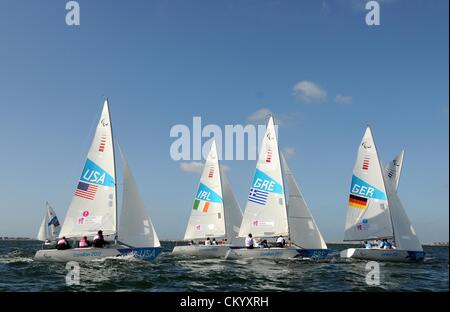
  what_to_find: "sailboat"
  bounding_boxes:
[34,98,161,262]
[37,202,61,245]
[172,140,244,257]
[225,116,329,260]
[340,127,425,262]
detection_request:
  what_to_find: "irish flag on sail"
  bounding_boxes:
[239,116,288,238]
[59,99,117,239]
[184,141,226,240]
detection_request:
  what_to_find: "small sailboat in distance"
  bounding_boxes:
[34,98,161,262]
[225,116,329,260]
[172,140,244,257]
[37,202,61,245]
[340,127,425,262]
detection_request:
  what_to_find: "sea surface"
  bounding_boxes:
[0,240,448,292]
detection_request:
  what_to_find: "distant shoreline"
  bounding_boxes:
[2,237,448,246]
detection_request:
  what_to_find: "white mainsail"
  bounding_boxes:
[281,153,327,249]
[220,166,244,245]
[344,127,394,241]
[238,116,288,238]
[118,147,160,248]
[59,99,117,239]
[184,141,226,240]
[37,202,61,241]
[384,150,404,193]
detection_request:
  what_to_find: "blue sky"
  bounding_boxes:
[0,0,448,242]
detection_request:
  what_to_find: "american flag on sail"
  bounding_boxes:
[98,135,107,152]
[248,188,269,205]
[75,182,98,200]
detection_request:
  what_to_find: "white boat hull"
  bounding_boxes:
[224,247,330,260]
[172,245,231,258]
[34,246,162,262]
[340,248,425,262]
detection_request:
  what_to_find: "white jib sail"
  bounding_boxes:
[220,165,244,245]
[383,152,422,251]
[386,190,423,251]
[344,127,394,241]
[118,146,160,248]
[37,202,61,241]
[238,116,288,238]
[281,153,327,249]
[37,211,48,241]
[59,99,117,239]
[184,140,226,240]
[384,150,404,193]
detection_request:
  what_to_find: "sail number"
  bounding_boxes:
[351,184,375,197]
[253,178,275,192]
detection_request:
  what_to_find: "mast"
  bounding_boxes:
[217,151,228,241]
[106,97,118,239]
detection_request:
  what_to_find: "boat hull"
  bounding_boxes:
[224,247,330,260]
[172,245,231,258]
[34,246,162,262]
[340,248,425,262]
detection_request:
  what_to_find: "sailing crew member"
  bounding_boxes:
[93,230,109,248]
[56,236,71,250]
[276,235,286,248]
[260,239,269,248]
[382,239,392,249]
[205,237,212,246]
[245,234,255,249]
[211,238,218,245]
[79,236,90,248]
[363,241,372,249]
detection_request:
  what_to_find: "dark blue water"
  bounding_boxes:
[0,240,447,292]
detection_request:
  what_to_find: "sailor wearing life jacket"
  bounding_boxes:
[56,236,71,250]
[93,230,109,248]
[79,236,90,248]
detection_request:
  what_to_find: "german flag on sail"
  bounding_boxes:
[348,194,368,209]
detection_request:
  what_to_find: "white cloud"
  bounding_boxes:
[292,80,327,103]
[247,108,289,126]
[180,162,203,173]
[282,147,296,159]
[335,94,353,105]
[180,161,229,173]
[247,108,274,124]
